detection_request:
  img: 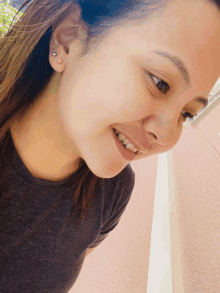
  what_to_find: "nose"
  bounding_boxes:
[142,111,183,146]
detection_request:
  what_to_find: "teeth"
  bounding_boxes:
[118,133,127,141]
[125,143,138,153]
[122,139,130,146]
[114,129,138,153]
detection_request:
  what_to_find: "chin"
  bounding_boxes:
[90,165,128,179]
[85,158,129,179]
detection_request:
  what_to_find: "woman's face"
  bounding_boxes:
[57,0,220,178]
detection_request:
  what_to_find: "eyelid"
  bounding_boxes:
[149,73,170,95]
[181,111,194,120]
[143,67,170,81]
[143,70,198,122]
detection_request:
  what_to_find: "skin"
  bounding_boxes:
[10,0,220,180]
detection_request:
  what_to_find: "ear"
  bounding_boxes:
[49,4,88,73]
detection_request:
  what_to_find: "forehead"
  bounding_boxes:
[109,0,220,91]
[152,2,219,70]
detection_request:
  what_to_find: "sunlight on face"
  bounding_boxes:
[58,0,220,178]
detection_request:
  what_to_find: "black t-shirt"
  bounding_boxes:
[0,132,135,293]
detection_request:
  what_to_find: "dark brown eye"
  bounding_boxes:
[181,111,195,121]
[151,75,170,94]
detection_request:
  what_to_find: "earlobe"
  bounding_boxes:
[49,47,66,73]
[49,27,79,73]
[49,36,84,73]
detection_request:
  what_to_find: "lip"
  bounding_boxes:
[112,128,137,161]
[113,128,150,154]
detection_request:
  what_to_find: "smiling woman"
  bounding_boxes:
[0,0,220,292]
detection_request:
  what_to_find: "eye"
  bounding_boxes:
[149,73,197,123]
[181,111,196,121]
[150,74,170,94]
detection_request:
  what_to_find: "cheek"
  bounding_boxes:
[161,122,184,153]
[61,52,150,135]
[60,74,143,136]
[161,123,184,153]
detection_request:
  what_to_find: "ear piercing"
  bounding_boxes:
[52,52,63,64]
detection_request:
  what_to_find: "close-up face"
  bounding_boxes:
[54,0,220,178]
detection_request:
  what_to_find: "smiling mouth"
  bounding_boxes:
[112,128,152,155]
[112,128,138,154]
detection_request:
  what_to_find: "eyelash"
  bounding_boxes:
[181,111,196,122]
[150,74,196,122]
[150,74,170,95]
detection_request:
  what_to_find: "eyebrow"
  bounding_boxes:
[152,50,190,85]
[194,97,209,109]
[152,50,209,109]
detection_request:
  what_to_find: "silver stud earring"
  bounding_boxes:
[52,51,63,64]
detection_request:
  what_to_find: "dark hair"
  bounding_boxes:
[0,0,219,228]
[210,0,220,9]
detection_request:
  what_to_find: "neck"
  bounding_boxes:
[10,72,80,181]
